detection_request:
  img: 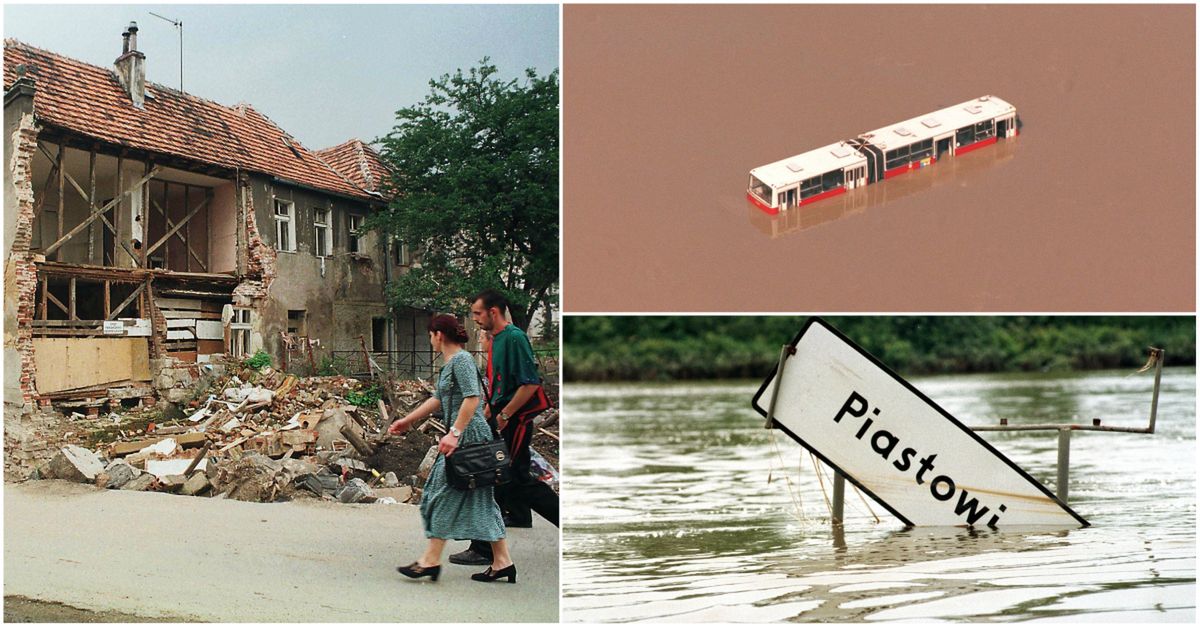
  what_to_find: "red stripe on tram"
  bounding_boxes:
[955,136,999,156]
[746,191,778,215]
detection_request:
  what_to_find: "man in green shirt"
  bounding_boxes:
[449,289,559,567]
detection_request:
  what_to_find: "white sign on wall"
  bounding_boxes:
[752,318,1087,528]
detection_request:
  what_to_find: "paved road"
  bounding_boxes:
[5,481,559,622]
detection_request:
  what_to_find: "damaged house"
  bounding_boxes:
[4,25,430,415]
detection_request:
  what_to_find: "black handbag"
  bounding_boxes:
[445,439,512,490]
[442,356,512,491]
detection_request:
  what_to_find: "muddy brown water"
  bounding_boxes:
[562,369,1196,622]
[563,5,1195,312]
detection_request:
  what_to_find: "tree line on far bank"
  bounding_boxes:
[563,316,1196,382]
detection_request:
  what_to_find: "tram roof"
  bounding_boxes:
[750,140,867,189]
[859,95,1016,150]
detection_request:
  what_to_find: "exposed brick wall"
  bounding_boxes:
[233,178,275,306]
[7,112,41,405]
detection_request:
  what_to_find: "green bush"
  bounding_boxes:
[346,385,382,408]
[243,350,271,371]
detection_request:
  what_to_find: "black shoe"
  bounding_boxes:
[449,549,492,566]
[397,561,441,581]
[503,515,534,528]
[471,564,517,584]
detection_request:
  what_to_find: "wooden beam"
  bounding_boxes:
[40,277,48,320]
[107,282,146,320]
[184,185,190,272]
[114,155,123,266]
[41,167,159,257]
[68,276,76,320]
[87,148,96,263]
[45,288,68,317]
[150,196,208,271]
[141,162,151,269]
[104,280,111,319]
[56,141,64,261]
[207,187,213,275]
[33,142,61,217]
[145,196,209,258]
[162,180,170,268]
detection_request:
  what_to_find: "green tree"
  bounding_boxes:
[371,59,559,329]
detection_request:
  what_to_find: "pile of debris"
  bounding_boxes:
[22,360,561,505]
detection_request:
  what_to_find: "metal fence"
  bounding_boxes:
[322,348,558,381]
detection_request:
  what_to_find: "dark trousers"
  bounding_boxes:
[469,415,559,559]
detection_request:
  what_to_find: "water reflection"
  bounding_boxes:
[563,370,1196,622]
[747,137,1019,238]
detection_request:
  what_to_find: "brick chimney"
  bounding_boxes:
[113,21,146,108]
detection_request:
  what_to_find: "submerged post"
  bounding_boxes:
[1056,428,1071,503]
[832,470,845,525]
[1148,348,1163,434]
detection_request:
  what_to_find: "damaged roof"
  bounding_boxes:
[3,39,380,202]
[313,139,392,196]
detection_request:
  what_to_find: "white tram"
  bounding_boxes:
[747,96,1019,214]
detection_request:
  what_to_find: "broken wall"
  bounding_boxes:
[4,83,39,412]
[247,176,396,364]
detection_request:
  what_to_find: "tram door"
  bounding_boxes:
[936,137,952,158]
[781,188,796,210]
[997,118,1009,138]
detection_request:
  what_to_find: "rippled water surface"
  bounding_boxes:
[563,370,1196,622]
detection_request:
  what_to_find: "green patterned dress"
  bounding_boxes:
[419,350,506,541]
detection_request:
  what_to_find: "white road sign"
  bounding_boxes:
[752,318,1088,528]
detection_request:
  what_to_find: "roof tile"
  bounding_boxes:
[4,39,376,201]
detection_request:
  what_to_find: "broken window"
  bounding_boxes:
[313,208,331,257]
[348,214,364,254]
[372,317,392,352]
[229,307,251,358]
[274,199,295,252]
[287,309,306,337]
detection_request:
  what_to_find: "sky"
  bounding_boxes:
[3,4,559,150]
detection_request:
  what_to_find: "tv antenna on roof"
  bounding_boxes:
[148,11,183,92]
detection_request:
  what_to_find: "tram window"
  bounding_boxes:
[749,175,773,203]
[956,126,975,146]
[975,120,995,140]
[821,169,844,191]
[800,175,824,199]
[911,139,934,161]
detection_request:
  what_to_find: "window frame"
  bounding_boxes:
[313,207,332,258]
[348,213,364,254]
[274,198,296,253]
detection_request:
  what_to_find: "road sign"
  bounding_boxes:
[752,318,1088,528]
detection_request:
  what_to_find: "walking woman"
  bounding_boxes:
[387,314,516,583]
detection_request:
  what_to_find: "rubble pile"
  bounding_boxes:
[18,357,561,507]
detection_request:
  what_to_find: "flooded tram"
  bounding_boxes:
[747,96,1019,214]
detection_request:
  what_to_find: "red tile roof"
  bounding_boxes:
[313,139,392,195]
[3,39,378,201]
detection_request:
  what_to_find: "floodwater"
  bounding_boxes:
[563,5,1196,312]
[562,369,1196,622]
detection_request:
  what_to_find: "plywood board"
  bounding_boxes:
[195,320,224,340]
[196,339,225,355]
[155,297,203,311]
[33,338,151,394]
